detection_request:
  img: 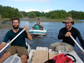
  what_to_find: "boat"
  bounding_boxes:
[3,43,83,63]
[29,28,47,36]
[1,28,83,63]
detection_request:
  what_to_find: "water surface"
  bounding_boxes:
[0,20,84,61]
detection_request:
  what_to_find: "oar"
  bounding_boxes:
[0,28,26,53]
[70,35,84,53]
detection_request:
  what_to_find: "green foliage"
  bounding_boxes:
[21,11,28,17]
[32,11,41,17]
[68,10,84,19]
[42,12,45,16]
[0,5,23,18]
[28,12,36,18]
[22,10,84,19]
[46,10,72,19]
[21,11,45,17]
[1,4,84,19]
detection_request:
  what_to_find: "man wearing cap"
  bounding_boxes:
[37,18,43,30]
[37,18,41,26]
[49,17,84,52]
[32,18,43,30]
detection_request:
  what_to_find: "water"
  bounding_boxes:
[0,20,84,62]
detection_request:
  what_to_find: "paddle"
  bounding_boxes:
[70,35,84,53]
[0,28,26,53]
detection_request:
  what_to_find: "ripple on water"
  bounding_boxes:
[0,29,9,43]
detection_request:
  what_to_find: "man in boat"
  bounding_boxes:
[32,18,43,30]
[49,17,84,52]
[37,18,43,30]
[0,18,32,63]
[37,18,41,26]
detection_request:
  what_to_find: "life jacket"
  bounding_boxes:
[45,54,76,63]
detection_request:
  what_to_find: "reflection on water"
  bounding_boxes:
[0,21,84,61]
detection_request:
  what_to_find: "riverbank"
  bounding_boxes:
[0,17,83,29]
[0,18,11,29]
[20,17,83,23]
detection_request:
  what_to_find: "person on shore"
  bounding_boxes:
[0,18,32,63]
[49,17,84,52]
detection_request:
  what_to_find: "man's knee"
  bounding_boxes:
[56,46,65,50]
[65,46,73,52]
[4,51,12,56]
[0,51,12,63]
[49,42,61,49]
[21,55,27,63]
[49,44,54,49]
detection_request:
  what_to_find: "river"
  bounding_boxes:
[0,20,84,61]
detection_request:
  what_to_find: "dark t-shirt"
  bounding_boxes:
[58,27,84,48]
[3,28,28,47]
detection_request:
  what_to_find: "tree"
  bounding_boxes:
[0,5,24,18]
[68,10,84,19]
[21,11,28,17]
[42,12,45,16]
[28,12,36,18]
[46,10,71,19]
[32,11,41,17]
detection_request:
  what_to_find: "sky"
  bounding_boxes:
[0,0,84,13]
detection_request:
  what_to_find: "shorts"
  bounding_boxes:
[49,42,73,52]
[6,46,28,58]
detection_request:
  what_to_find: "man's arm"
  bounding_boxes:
[0,42,6,50]
[58,29,65,39]
[39,22,41,26]
[24,26,32,41]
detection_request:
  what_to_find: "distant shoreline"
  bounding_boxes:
[20,17,83,23]
[0,18,11,29]
[0,17,83,22]
[0,17,83,30]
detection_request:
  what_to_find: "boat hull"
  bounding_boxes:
[3,45,83,63]
[29,28,47,35]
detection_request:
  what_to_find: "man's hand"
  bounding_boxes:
[83,50,84,54]
[65,32,71,37]
[24,26,29,32]
[24,26,32,41]
[83,52,84,54]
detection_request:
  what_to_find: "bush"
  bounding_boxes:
[28,12,36,18]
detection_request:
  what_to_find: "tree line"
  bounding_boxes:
[0,5,23,18]
[21,11,45,18]
[0,5,84,19]
[21,10,84,19]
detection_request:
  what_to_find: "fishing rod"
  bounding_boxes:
[0,28,26,53]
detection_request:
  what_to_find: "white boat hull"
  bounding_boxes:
[29,28,47,35]
[3,44,83,63]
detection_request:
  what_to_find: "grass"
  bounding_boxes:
[0,17,83,23]
[0,18,11,29]
[20,17,83,23]
[0,18,10,21]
